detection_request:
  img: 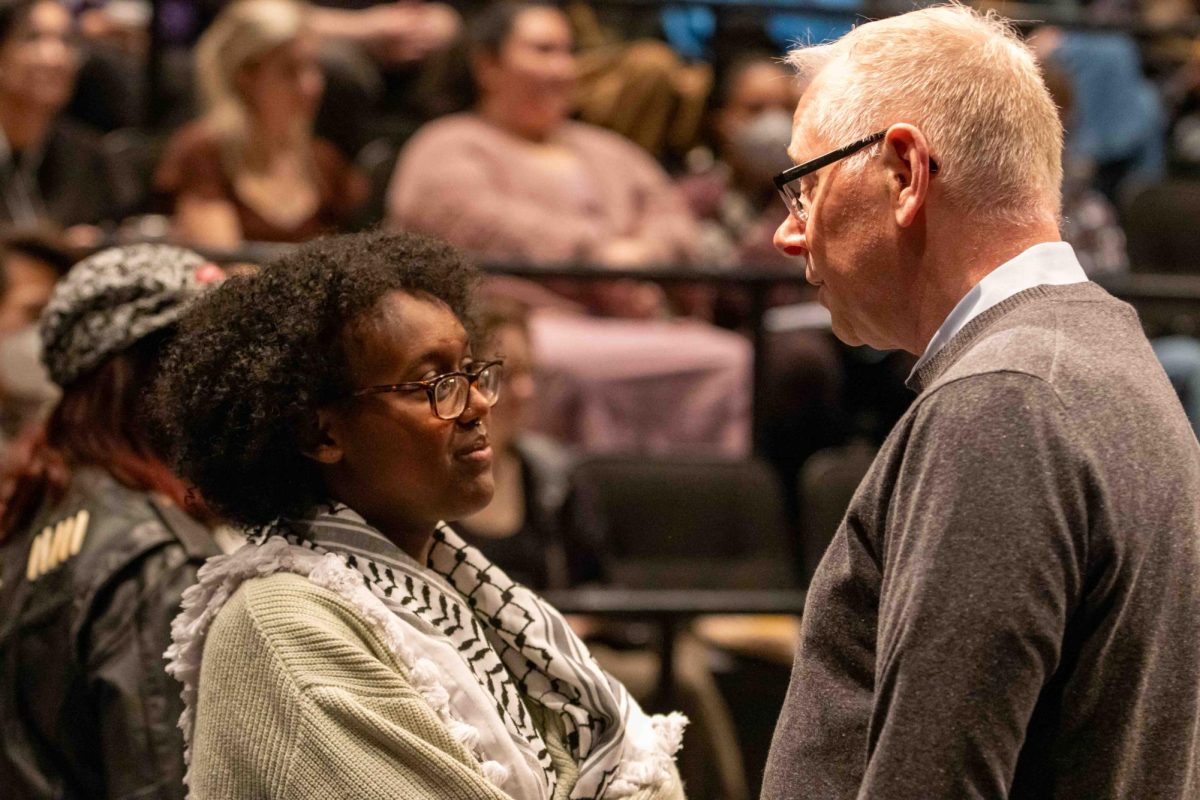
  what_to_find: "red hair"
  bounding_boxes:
[0,331,199,541]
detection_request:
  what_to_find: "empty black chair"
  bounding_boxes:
[352,138,400,230]
[99,127,162,218]
[1123,180,1200,274]
[797,440,877,585]
[566,455,795,589]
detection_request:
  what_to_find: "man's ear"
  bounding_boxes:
[302,408,345,465]
[882,124,934,228]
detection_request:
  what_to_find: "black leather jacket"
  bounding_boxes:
[0,467,218,799]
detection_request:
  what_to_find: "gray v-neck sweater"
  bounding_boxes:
[762,282,1200,799]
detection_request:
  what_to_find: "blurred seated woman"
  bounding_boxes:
[453,298,601,589]
[387,0,697,316]
[155,0,367,249]
[151,231,686,799]
[0,228,73,450]
[0,0,116,234]
[0,244,224,799]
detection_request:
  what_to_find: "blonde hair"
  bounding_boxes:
[787,4,1063,223]
[194,0,312,173]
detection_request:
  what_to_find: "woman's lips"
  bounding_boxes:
[455,438,493,464]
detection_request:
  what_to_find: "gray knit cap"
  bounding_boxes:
[39,244,219,387]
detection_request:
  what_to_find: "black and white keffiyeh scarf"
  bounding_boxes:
[168,504,685,799]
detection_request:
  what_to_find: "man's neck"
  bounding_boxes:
[908,219,1062,356]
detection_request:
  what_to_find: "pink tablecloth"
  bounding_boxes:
[528,311,751,457]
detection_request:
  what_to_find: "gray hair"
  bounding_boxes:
[787,4,1063,224]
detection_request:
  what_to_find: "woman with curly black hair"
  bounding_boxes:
[152,230,686,800]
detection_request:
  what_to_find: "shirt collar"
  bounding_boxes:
[909,241,1089,377]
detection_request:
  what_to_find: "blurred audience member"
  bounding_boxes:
[1042,59,1200,437]
[0,227,70,448]
[1028,26,1166,205]
[676,54,849,495]
[0,227,70,333]
[0,0,115,234]
[400,3,748,456]
[453,298,598,590]
[388,1,698,283]
[302,0,463,154]
[66,0,151,131]
[155,0,366,249]
[680,54,797,272]
[455,297,751,800]
[569,1,712,163]
[1041,61,1130,279]
[0,244,223,800]
[308,0,459,68]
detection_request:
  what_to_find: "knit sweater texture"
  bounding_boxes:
[762,282,1200,799]
[188,572,684,800]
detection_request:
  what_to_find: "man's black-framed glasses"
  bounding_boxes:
[351,360,504,420]
[773,129,939,223]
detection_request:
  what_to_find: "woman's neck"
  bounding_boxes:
[0,99,53,151]
[358,508,437,563]
[390,527,436,563]
[244,117,305,161]
[477,98,555,143]
[460,448,524,539]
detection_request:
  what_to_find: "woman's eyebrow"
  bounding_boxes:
[405,346,471,373]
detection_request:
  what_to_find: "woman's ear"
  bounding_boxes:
[233,64,256,102]
[472,50,500,94]
[302,408,344,465]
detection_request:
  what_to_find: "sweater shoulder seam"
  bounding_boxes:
[239,574,408,686]
[914,367,1069,416]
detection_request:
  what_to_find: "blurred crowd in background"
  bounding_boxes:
[2,0,1200,795]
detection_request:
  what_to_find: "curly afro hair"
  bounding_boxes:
[149,231,479,529]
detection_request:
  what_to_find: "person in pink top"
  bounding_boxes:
[388,1,748,457]
[387,0,697,275]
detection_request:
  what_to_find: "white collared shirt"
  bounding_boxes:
[910,241,1090,376]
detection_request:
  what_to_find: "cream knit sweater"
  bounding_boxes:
[188,572,685,800]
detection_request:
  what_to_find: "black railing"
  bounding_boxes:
[165,241,1200,446]
[543,587,807,701]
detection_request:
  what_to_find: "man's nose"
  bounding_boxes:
[774,214,807,259]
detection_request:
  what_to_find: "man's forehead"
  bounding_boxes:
[786,91,823,164]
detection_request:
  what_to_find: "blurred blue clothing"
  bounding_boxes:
[1049,32,1166,194]
[661,0,859,62]
[1152,336,1200,439]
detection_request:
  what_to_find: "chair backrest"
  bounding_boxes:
[566,455,795,589]
[99,127,163,218]
[1124,180,1200,274]
[353,137,400,230]
[797,441,877,585]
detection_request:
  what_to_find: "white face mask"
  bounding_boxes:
[0,324,58,436]
[729,108,796,183]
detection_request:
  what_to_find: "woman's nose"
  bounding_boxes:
[457,382,492,426]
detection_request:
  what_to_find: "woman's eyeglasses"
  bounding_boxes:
[351,360,504,420]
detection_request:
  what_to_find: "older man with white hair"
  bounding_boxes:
[762,5,1200,800]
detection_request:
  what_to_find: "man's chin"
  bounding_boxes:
[829,316,865,348]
